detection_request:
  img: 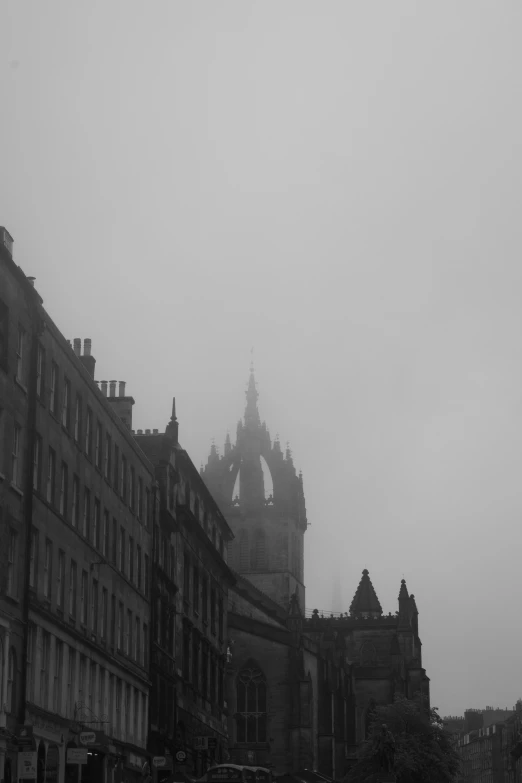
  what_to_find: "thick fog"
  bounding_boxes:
[2,1,522,717]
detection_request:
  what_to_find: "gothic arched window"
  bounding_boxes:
[239,531,249,571]
[236,664,267,743]
[252,530,267,570]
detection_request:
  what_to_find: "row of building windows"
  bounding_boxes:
[182,623,225,707]
[30,442,150,593]
[17,529,149,666]
[26,625,148,745]
[0,643,16,714]
[182,551,224,637]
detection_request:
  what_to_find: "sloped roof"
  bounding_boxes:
[349,569,383,616]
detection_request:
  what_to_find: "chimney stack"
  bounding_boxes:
[101,381,108,397]
[27,277,36,287]
[106,380,135,430]
[79,338,96,378]
[73,338,81,356]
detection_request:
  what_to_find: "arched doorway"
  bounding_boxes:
[37,743,46,783]
[46,744,60,783]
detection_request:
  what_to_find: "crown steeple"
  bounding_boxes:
[244,362,261,429]
[349,569,383,618]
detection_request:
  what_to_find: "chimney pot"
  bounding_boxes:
[101,381,108,396]
[109,380,117,397]
[73,338,81,356]
[137,429,143,435]
[27,276,36,287]
[84,339,92,357]
[145,429,151,435]
[153,429,159,435]
[119,381,126,397]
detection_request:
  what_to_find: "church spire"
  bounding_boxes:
[349,569,383,618]
[244,362,261,429]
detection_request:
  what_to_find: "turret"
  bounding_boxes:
[398,579,411,630]
[349,569,382,618]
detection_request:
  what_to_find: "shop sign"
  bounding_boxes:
[194,737,208,751]
[16,727,34,751]
[152,757,173,769]
[208,768,242,782]
[175,751,187,764]
[207,739,217,751]
[79,731,106,747]
[67,749,88,765]
[18,752,37,780]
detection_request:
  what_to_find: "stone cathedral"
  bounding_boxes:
[202,369,430,779]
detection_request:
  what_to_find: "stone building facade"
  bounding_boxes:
[203,370,431,778]
[134,411,235,779]
[0,229,155,783]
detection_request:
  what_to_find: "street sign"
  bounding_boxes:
[153,758,166,768]
[67,749,88,765]
[18,752,37,780]
[175,751,187,763]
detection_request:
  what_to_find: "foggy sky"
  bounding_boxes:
[2,1,522,718]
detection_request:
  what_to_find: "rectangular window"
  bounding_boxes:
[78,656,86,702]
[119,527,125,573]
[59,461,68,516]
[126,609,132,656]
[210,587,216,634]
[40,631,50,708]
[74,394,82,443]
[130,467,135,511]
[143,623,148,668]
[111,595,116,647]
[69,560,77,617]
[202,576,208,623]
[193,565,199,614]
[102,510,110,556]
[32,434,42,491]
[182,627,189,680]
[112,519,118,565]
[113,444,119,488]
[145,488,150,526]
[43,539,53,600]
[93,498,100,548]
[134,617,140,661]
[72,475,80,527]
[61,377,71,429]
[118,602,124,650]
[85,407,92,456]
[46,447,56,504]
[50,361,59,414]
[218,596,224,641]
[26,624,35,703]
[11,423,21,487]
[53,640,63,713]
[16,324,25,381]
[91,579,98,634]
[192,631,199,690]
[95,421,102,469]
[82,488,90,538]
[36,343,45,398]
[7,530,17,597]
[136,545,142,591]
[67,647,76,716]
[120,455,127,499]
[104,433,111,480]
[144,554,149,597]
[57,549,65,610]
[183,552,190,598]
[129,537,134,583]
[101,588,108,640]
[134,689,139,741]
[29,528,38,589]
[80,569,88,625]
[137,478,143,519]
[170,544,175,582]
[202,643,208,700]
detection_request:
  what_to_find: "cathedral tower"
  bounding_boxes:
[202,367,308,611]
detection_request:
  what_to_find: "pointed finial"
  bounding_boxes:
[171,397,177,422]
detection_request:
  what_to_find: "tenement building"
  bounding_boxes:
[134,407,235,779]
[0,229,155,783]
[203,370,431,778]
